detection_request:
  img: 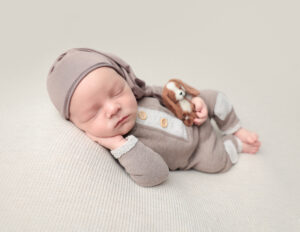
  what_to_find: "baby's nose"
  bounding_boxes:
[106,102,121,118]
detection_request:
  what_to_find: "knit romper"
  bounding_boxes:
[110,88,243,187]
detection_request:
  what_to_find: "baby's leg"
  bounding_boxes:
[199,89,260,153]
[199,89,241,134]
[185,120,241,173]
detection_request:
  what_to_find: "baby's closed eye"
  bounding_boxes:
[115,88,123,95]
[112,85,125,97]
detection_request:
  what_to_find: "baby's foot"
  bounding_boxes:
[234,127,261,154]
[241,141,261,154]
[234,127,259,144]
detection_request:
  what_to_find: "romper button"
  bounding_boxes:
[160,118,168,128]
[138,111,147,120]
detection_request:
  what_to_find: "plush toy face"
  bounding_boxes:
[166,81,186,101]
[162,79,201,126]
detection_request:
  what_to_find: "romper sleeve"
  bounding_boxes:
[110,135,169,187]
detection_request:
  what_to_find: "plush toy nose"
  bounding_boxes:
[179,91,185,96]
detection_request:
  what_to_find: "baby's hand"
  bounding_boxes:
[191,96,208,126]
[85,132,127,150]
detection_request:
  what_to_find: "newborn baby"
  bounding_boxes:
[47,48,261,187]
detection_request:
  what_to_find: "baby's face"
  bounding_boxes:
[69,67,138,138]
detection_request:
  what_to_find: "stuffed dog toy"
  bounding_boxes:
[162,79,200,126]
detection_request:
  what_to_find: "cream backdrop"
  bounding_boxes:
[0,0,299,231]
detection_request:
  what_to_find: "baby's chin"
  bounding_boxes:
[118,118,136,136]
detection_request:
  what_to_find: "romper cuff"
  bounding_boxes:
[234,136,243,153]
[110,135,138,159]
[222,122,242,135]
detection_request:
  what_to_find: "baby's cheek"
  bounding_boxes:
[124,118,136,134]
[90,120,111,137]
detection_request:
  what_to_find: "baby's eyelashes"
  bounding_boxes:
[111,84,125,97]
[114,89,123,96]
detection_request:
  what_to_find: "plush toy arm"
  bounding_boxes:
[164,99,184,119]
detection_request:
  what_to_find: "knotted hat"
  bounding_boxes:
[47,48,155,120]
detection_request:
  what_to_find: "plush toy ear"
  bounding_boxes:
[162,88,176,111]
[162,87,183,119]
[169,78,200,97]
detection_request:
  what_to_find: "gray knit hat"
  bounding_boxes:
[47,48,154,120]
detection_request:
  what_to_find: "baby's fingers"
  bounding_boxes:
[193,117,206,126]
[196,109,207,119]
[195,103,202,112]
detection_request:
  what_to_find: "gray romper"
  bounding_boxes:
[110,87,243,187]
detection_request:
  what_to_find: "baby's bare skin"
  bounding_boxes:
[234,128,261,154]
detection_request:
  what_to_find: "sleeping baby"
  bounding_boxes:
[47,48,261,187]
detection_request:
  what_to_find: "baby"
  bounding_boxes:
[47,48,261,187]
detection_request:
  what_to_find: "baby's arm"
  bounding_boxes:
[111,135,169,187]
[86,133,169,187]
